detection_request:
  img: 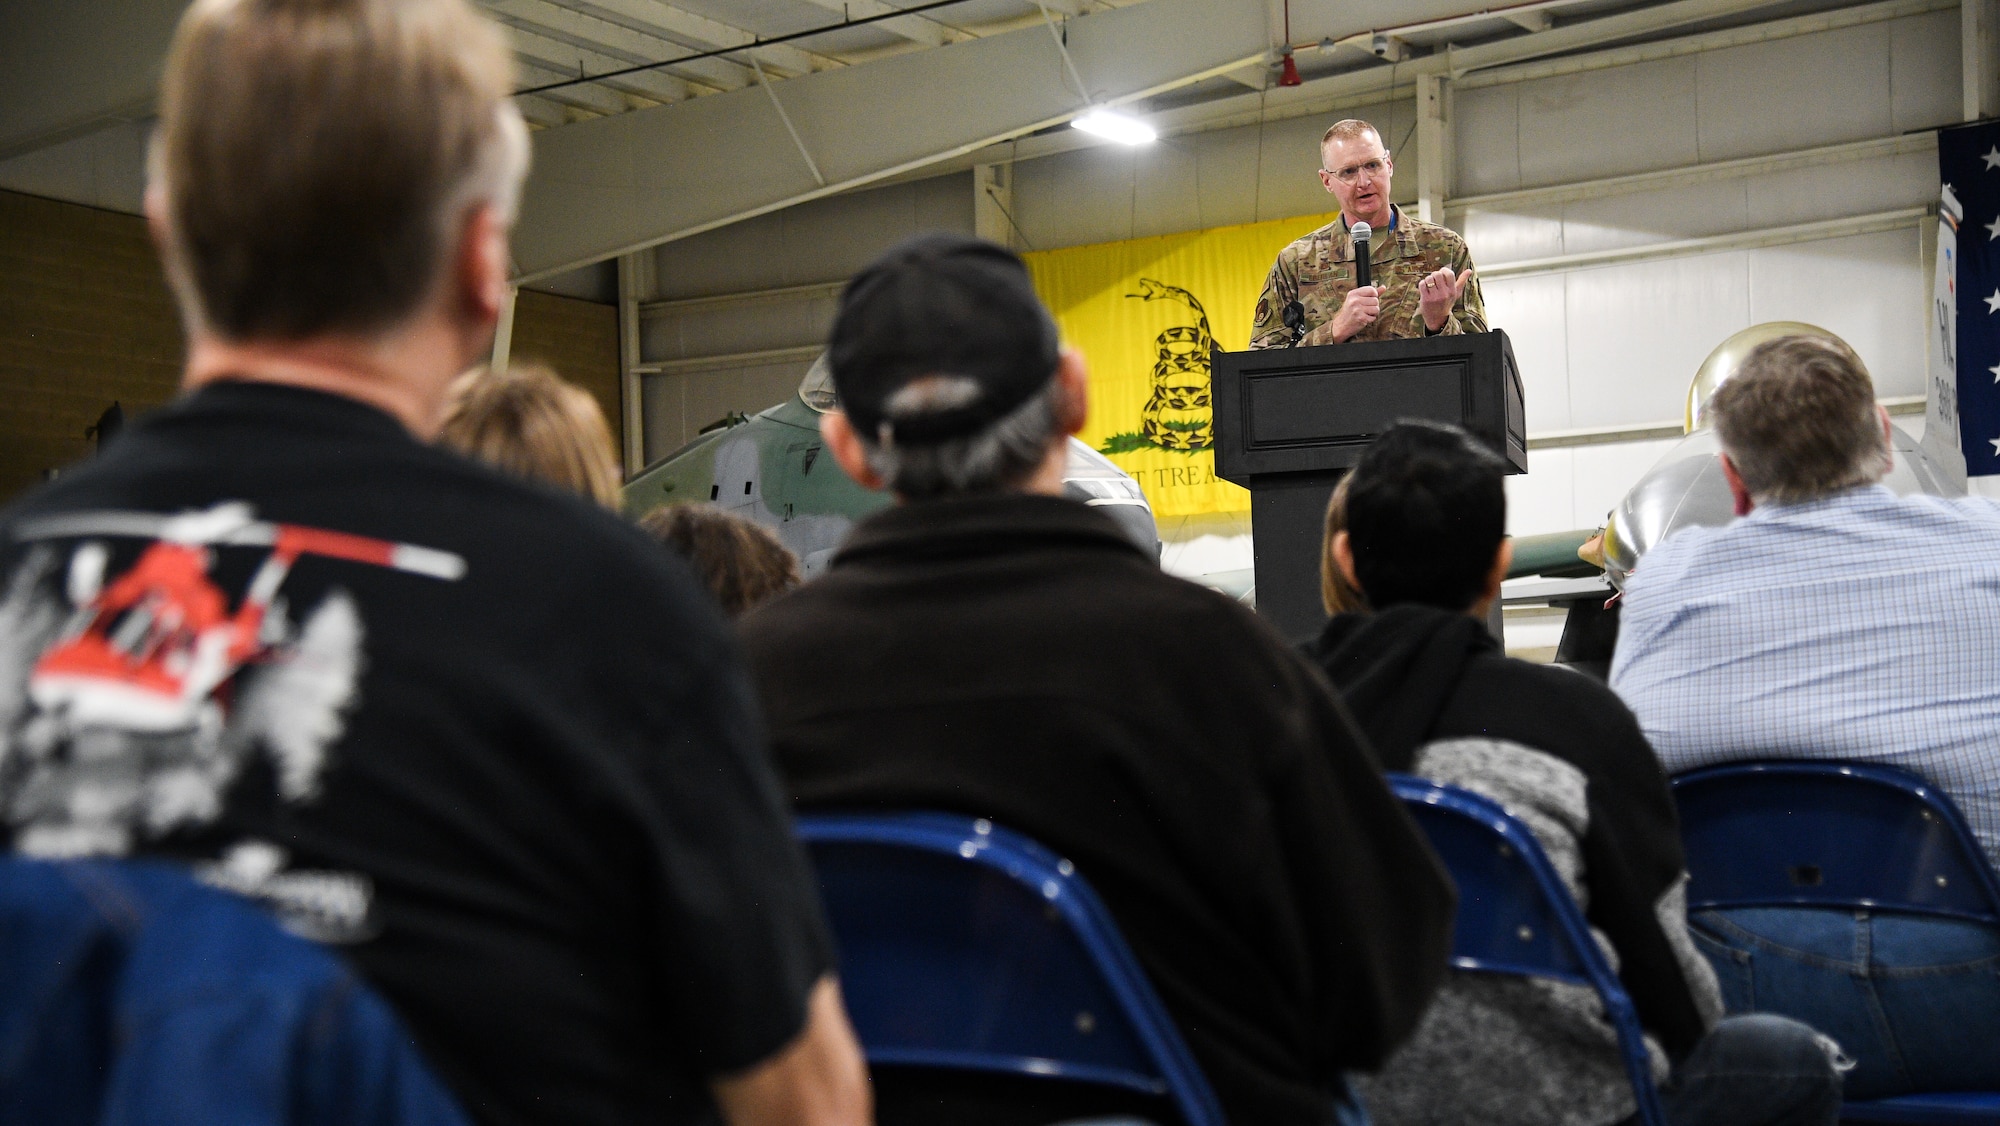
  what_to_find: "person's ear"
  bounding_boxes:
[1719,453,1755,517]
[1484,537,1513,604]
[457,203,511,328]
[1333,530,1361,592]
[1879,404,1896,471]
[1054,347,1089,437]
[144,185,171,256]
[820,410,885,492]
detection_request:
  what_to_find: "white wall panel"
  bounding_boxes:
[913,172,976,234]
[0,120,148,215]
[1504,447,1575,537]
[1888,9,1964,133]
[1481,273,1571,431]
[1746,228,1927,398]
[1516,58,1700,188]
[1695,24,1892,162]
[1255,113,1356,223]
[651,173,975,299]
[1132,140,1204,240]
[1564,252,1750,429]
[1191,126,1267,230]
[1459,205,1564,264]
[1742,149,1934,228]
[1454,84,1521,196]
[644,293,837,361]
[1570,437,1685,525]
[1557,178,1750,256]
[641,359,814,463]
[655,212,789,299]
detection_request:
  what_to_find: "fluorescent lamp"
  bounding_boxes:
[1071,108,1157,146]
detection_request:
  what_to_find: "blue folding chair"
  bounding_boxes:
[1389,774,1669,1126]
[796,812,1224,1126]
[1672,760,2000,1124]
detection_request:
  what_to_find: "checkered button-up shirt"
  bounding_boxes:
[1611,484,2000,868]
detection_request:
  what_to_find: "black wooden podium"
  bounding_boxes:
[1212,331,1526,642]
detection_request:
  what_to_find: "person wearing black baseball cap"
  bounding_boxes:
[739,233,1455,1126]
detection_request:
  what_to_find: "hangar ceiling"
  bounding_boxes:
[0,0,1922,280]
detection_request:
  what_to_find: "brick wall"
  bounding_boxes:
[509,288,621,443]
[0,189,623,504]
[0,189,182,504]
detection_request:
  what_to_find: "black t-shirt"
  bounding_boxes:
[0,383,832,1126]
[739,494,1455,1126]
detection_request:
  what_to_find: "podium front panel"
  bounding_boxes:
[1247,362,1466,449]
[1208,331,1525,642]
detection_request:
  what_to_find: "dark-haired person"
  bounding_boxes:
[1613,336,2000,1101]
[640,504,801,617]
[0,2,867,1124]
[740,232,1456,1126]
[1307,421,1842,1126]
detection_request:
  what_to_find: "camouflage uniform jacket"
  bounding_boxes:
[1248,206,1487,349]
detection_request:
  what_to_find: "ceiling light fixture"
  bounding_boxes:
[1072,108,1157,146]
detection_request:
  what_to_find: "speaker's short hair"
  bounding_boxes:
[151,0,528,341]
[1320,119,1384,160]
[1342,421,1508,612]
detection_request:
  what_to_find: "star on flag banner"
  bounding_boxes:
[1945,122,2000,476]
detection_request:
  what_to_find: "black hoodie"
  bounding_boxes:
[1304,604,1713,1059]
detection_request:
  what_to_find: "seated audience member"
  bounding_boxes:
[640,504,801,617]
[1320,471,1364,615]
[0,1,868,1124]
[739,233,1456,1126]
[438,360,623,508]
[1612,335,2000,1100]
[1308,422,1842,1126]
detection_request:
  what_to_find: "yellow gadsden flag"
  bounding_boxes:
[1025,209,1339,518]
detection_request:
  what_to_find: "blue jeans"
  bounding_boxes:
[1617,1014,1842,1126]
[1691,907,2000,1100]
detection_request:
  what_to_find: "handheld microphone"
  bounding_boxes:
[1281,299,1306,346]
[1350,221,1373,290]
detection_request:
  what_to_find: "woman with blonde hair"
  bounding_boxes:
[438,361,622,508]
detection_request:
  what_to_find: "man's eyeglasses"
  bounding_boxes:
[1324,156,1389,184]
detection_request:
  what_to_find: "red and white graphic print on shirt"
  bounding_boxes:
[0,503,463,938]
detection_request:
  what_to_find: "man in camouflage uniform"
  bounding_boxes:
[1249,119,1486,349]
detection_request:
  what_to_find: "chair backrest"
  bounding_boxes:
[0,856,468,1126]
[1672,761,2000,923]
[796,812,1223,1126]
[1389,775,1668,1126]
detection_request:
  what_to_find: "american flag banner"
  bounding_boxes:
[1944,120,2000,477]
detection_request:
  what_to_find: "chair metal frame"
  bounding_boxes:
[1671,760,2000,1124]
[1389,774,1670,1126]
[797,811,1225,1126]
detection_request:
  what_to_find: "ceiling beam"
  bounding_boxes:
[514,93,577,129]
[570,0,832,75]
[788,0,965,49]
[516,59,640,116]
[492,0,759,92]
[512,0,1268,280]
[503,24,699,102]
[895,0,1811,183]
[0,0,186,161]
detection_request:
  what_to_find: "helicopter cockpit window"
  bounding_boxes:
[798,354,837,414]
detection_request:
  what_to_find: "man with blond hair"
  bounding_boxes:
[1249,119,1485,348]
[1613,334,2000,1103]
[0,2,868,1124]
